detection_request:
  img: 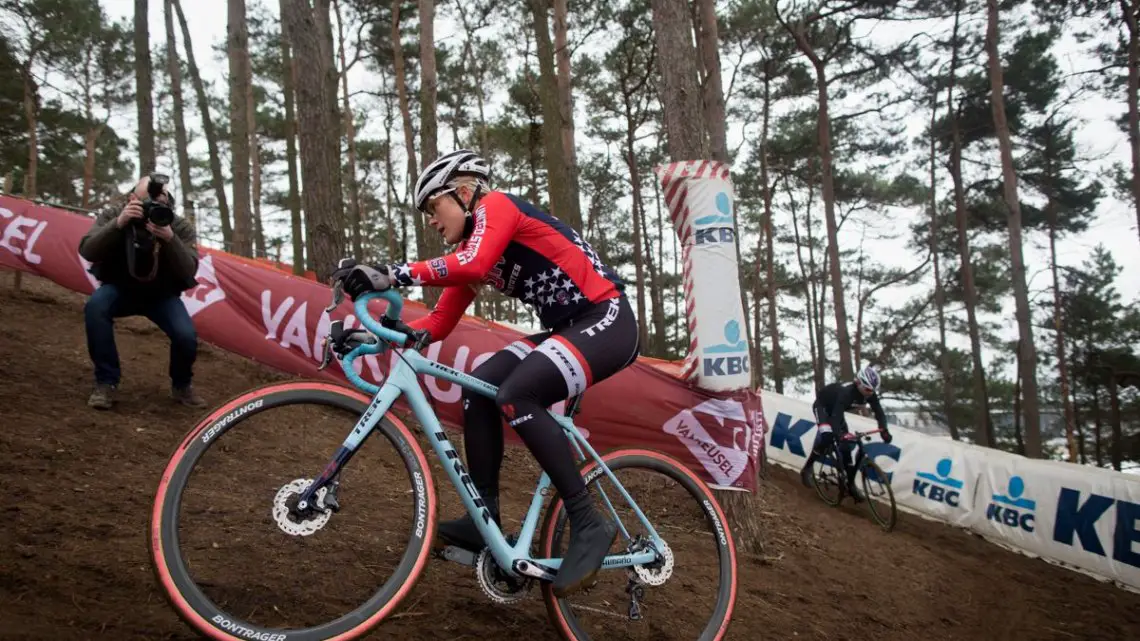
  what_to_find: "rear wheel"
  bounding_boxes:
[149,380,437,640]
[811,443,845,507]
[538,449,737,641]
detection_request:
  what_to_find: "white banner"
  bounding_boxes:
[761,389,1140,591]
[655,160,750,392]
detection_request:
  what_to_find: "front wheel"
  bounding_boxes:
[860,459,897,532]
[149,380,437,640]
[538,449,738,641]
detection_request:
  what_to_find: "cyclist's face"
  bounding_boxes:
[425,186,470,244]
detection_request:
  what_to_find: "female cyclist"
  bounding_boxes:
[331,149,641,597]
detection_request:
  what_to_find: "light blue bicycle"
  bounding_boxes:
[150,283,738,641]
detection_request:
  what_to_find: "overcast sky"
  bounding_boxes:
[96,0,1139,402]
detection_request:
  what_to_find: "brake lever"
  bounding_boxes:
[317,335,334,371]
[325,280,345,314]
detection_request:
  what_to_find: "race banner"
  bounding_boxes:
[654,160,751,392]
[0,195,767,491]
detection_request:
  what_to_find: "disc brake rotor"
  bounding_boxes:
[633,539,674,586]
[272,478,332,536]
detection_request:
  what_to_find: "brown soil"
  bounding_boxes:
[2,272,1139,641]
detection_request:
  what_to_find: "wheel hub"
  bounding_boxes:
[273,478,332,536]
[631,537,674,586]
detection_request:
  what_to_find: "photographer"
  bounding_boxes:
[78,174,204,410]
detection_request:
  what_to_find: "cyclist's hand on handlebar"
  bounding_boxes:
[882,430,893,444]
[331,258,392,301]
[380,316,432,350]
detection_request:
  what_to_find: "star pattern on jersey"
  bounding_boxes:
[522,268,581,310]
[387,263,415,286]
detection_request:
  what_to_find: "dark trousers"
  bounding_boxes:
[803,405,861,485]
[84,284,198,388]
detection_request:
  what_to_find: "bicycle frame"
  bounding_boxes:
[821,430,882,485]
[297,290,661,580]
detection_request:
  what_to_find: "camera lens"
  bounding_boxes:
[149,204,174,227]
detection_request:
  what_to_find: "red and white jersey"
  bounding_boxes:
[390,192,625,340]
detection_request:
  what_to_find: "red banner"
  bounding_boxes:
[0,196,766,490]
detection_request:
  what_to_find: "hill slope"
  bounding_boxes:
[1,273,1138,640]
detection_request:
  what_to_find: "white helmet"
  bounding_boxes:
[413,149,491,212]
[856,365,881,393]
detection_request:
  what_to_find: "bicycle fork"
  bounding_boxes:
[294,382,403,517]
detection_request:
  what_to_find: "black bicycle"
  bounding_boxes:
[808,428,897,531]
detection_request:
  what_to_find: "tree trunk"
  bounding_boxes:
[1122,0,1140,246]
[650,0,758,554]
[164,0,196,229]
[653,162,668,352]
[83,130,98,209]
[778,17,853,380]
[81,49,99,210]
[1046,162,1078,461]
[382,81,400,261]
[639,183,666,355]
[1073,391,1087,464]
[947,0,993,447]
[805,172,827,390]
[753,266,764,389]
[135,0,156,174]
[1093,382,1104,467]
[761,68,783,393]
[530,0,581,230]
[21,63,37,197]
[649,0,709,161]
[694,0,728,163]
[390,0,425,262]
[228,0,254,257]
[929,94,957,440]
[284,0,345,280]
[419,0,442,304]
[334,0,364,262]
[552,0,581,226]
[812,64,853,380]
[1013,341,1025,454]
[1109,372,1123,471]
[625,121,650,352]
[174,0,232,247]
[788,179,822,390]
[248,83,265,258]
[278,0,304,274]
[987,0,1042,457]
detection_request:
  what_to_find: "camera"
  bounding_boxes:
[138,169,174,227]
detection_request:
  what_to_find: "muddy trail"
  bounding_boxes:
[2,273,1138,641]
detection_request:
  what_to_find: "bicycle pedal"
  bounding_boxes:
[437,545,478,567]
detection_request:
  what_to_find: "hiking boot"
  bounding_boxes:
[172,384,206,408]
[438,493,500,552]
[552,488,618,598]
[87,383,116,410]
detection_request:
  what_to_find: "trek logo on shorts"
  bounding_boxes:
[578,298,620,337]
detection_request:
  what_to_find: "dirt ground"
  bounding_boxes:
[2,272,1139,641]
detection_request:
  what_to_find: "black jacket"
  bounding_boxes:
[78,197,199,299]
[813,381,888,434]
